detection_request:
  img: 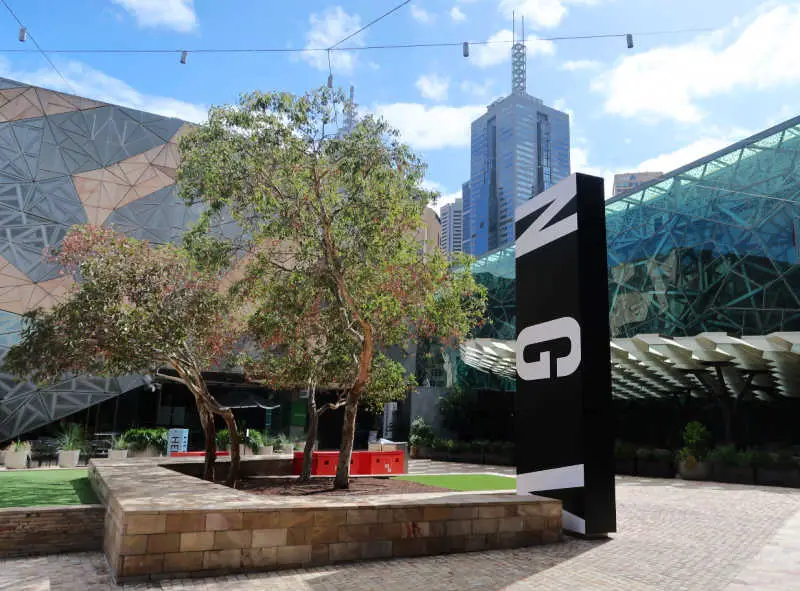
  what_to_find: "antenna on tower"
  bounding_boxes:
[343,85,356,134]
[511,11,527,95]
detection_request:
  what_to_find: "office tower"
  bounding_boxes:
[439,197,463,258]
[464,31,570,256]
[612,171,663,196]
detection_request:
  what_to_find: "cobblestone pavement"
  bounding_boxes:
[2,471,800,590]
[408,460,516,476]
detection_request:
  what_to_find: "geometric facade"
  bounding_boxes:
[607,115,800,338]
[458,115,800,402]
[0,77,204,442]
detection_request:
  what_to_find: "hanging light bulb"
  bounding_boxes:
[462,42,469,58]
[327,73,333,89]
[180,51,188,64]
[626,34,634,49]
[18,27,26,42]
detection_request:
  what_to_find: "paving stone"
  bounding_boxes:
[3,464,800,590]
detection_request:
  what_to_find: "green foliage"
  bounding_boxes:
[680,421,710,461]
[708,444,745,466]
[245,430,265,453]
[3,226,241,384]
[409,416,434,447]
[111,435,128,451]
[743,449,772,467]
[773,449,798,469]
[178,87,487,477]
[216,429,232,449]
[122,428,168,453]
[56,423,85,451]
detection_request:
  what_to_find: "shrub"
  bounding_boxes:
[9,440,31,453]
[111,435,128,450]
[471,439,490,453]
[245,430,264,453]
[56,423,86,451]
[215,429,232,449]
[743,449,772,467]
[773,449,798,469]
[122,428,168,453]
[652,448,675,462]
[273,434,291,452]
[708,444,744,466]
[409,417,434,447]
[680,421,710,462]
[635,447,653,460]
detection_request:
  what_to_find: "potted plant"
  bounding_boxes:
[709,444,754,484]
[123,428,168,457]
[4,440,30,469]
[409,417,434,459]
[56,423,85,468]
[257,432,274,455]
[636,447,674,478]
[216,428,248,456]
[614,440,637,475]
[108,435,129,460]
[245,430,267,455]
[678,421,710,480]
[756,450,800,488]
[272,434,291,453]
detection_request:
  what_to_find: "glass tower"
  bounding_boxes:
[464,39,570,256]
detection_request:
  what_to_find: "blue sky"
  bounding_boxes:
[3,0,800,209]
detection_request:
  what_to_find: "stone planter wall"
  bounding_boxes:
[0,505,104,557]
[4,449,29,469]
[90,455,563,582]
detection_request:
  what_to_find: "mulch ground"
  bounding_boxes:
[238,476,449,497]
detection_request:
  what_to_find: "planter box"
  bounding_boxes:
[678,459,710,480]
[637,458,674,479]
[712,463,754,484]
[484,453,514,466]
[128,446,162,458]
[415,446,432,459]
[756,467,800,488]
[108,449,128,460]
[615,458,637,475]
[257,445,274,455]
[58,449,81,468]
[4,449,28,469]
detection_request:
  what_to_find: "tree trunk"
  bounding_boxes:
[333,391,359,489]
[219,408,241,488]
[199,407,216,481]
[333,325,373,490]
[300,382,318,482]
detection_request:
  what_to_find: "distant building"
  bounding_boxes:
[612,171,662,196]
[464,36,570,256]
[439,197,463,259]
[416,206,441,257]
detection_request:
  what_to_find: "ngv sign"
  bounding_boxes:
[514,173,616,537]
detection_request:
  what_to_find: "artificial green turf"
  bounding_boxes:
[393,473,516,491]
[0,469,99,508]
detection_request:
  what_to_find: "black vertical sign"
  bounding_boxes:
[514,173,615,537]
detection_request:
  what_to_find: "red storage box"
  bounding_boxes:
[349,450,370,475]
[369,450,405,475]
[312,451,339,476]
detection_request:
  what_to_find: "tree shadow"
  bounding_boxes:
[70,477,100,504]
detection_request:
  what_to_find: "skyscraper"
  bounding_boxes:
[464,33,570,256]
[439,197,463,258]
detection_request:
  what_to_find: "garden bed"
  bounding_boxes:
[238,476,446,496]
[0,468,98,508]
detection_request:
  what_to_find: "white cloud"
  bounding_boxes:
[415,74,450,101]
[432,190,462,214]
[498,0,605,30]
[303,6,363,74]
[0,58,207,122]
[593,4,800,123]
[472,29,554,68]
[110,0,197,32]
[410,4,435,24]
[560,59,601,71]
[373,102,485,150]
[450,6,467,22]
[635,131,748,174]
[460,78,495,99]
